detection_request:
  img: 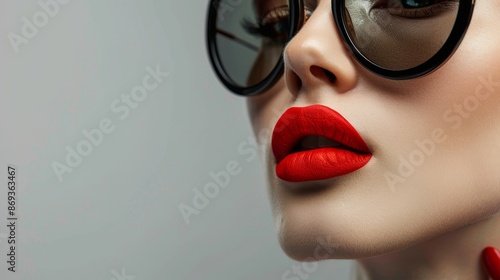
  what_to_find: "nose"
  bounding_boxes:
[284,0,358,96]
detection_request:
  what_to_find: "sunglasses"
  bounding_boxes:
[206,0,475,96]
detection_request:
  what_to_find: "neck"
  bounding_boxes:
[353,214,500,280]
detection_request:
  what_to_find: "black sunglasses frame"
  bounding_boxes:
[332,0,476,80]
[206,0,304,96]
[206,0,475,96]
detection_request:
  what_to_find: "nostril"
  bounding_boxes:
[322,69,337,83]
[310,66,337,84]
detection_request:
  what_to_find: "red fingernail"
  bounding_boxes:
[483,247,500,280]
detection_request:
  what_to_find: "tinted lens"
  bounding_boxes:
[344,0,460,70]
[213,0,291,87]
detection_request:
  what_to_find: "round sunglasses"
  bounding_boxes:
[206,0,475,96]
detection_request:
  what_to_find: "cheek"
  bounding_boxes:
[246,78,292,142]
[359,8,500,253]
[367,0,500,209]
[246,78,294,172]
[417,4,500,202]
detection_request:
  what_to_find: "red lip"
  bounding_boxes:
[272,104,372,182]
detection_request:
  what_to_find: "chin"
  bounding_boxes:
[272,180,499,263]
[274,206,408,261]
[274,203,452,262]
[266,157,500,262]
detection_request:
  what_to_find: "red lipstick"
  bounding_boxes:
[272,104,372,182]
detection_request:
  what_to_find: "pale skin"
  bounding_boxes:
[245,0,500,279]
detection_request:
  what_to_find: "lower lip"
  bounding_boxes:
[276,147,372,182]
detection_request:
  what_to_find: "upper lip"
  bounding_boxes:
[272,104,371,163]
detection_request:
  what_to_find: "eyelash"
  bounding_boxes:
[241,5,315,40]
[241,6,290,40]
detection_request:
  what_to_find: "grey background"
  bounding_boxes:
[0,1,352,279]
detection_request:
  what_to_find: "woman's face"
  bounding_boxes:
[246,0,500,260]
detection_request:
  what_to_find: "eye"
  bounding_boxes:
[383,0,459,18]
[402,0,437,8]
